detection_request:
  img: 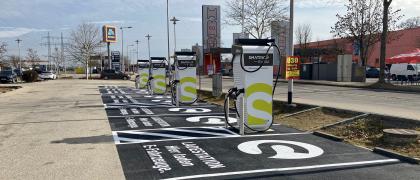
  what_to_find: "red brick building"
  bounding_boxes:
[295,27,420,67]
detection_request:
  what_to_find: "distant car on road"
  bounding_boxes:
[366,68,380,78]
[100,69,130,80]
[39,71,57,80]
[0,70,18,83]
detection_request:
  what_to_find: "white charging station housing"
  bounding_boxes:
[150,57,167,95]
[232,39,274,132]
[174,52,198,105]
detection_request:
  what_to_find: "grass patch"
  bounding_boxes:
[275,108,356,131]
[323,117,420,159]
[198,90,357,131]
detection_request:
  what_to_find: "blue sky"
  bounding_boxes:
[0,0,418,61]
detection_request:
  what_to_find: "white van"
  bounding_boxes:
[390,63,420,80]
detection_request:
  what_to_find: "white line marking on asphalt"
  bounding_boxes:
[112,132,309,145]
[162,159,400,180]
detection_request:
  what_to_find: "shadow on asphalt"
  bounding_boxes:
[51,134,114,144]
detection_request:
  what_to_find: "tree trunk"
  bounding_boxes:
[86,58,89,80]
[379,0,391,83]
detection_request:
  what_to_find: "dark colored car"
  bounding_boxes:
[100,69,130,80]
[366,68,379,78]
[0,70,18,83]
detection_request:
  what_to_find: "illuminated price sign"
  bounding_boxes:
[286,56,300,80]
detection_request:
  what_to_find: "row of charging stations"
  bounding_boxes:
[135,39,279,135]
[136,53,198,106]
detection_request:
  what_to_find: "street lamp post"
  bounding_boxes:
[16,38,22,71]
[145,34,152,60]
[120,26,132,72]
[287,0,294,105]
[166,0,171,79]
[170,17,180,53]
[135,40,140,60]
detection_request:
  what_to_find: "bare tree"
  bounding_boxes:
[7,55,20,69]
[225,0,287,38]
[67,23,103,79]
[0,42,7,68]
[295,23,312,57]
[26,48,41,67]
[52,47,65,74]
[331,0,401,67]
[399,16,420,29]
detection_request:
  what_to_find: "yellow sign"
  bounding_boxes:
[102,25,117,43]
[286,56,300,80]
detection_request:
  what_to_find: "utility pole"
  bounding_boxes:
[40,33,68,72]
[287,0,294,105]
[127,44,134,72]
[61,32,65,74]
[170,17,180,53]
[47,32,51,71]
[15,38,22,71]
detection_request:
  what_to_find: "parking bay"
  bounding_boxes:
[99,86,420,180]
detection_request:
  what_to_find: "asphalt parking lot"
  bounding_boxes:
[99,85,420,180]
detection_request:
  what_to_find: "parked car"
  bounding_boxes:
[100,69,130,80]
[0,70,18,83]
[39,71,57,80]
[366,68,379,78]
[390,63,420,80]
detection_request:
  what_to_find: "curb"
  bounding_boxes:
[373,147,419,164]
[281,106,322,118]
[317,113,370,130]
[312,131,344,142]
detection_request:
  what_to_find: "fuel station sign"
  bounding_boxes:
[286,56,300,80]
[102,25,117,43]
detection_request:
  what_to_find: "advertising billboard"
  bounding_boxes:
[102,25,117,43]
[202,5,221,53]
[286,56,300,80]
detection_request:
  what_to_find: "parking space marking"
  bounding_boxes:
[111,131,309,145]
[106,113,231,118]
[112,127,240,144]
[162,159,400,180]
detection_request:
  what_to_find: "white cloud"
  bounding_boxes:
[87,20,126,25]
[0,27,49,38]
[296,0,346,8]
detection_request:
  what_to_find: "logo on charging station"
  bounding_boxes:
[237,140,324,159]
[169,108,212,113]
[186,116,237,124]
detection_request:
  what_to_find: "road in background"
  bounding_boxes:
[199,77,420,121]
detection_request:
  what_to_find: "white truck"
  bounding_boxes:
[390,63,420,80]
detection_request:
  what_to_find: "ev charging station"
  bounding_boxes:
[172,52,198,106]
[225,39,276,135]
[150,57,167,95]
[137,60,150,89]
